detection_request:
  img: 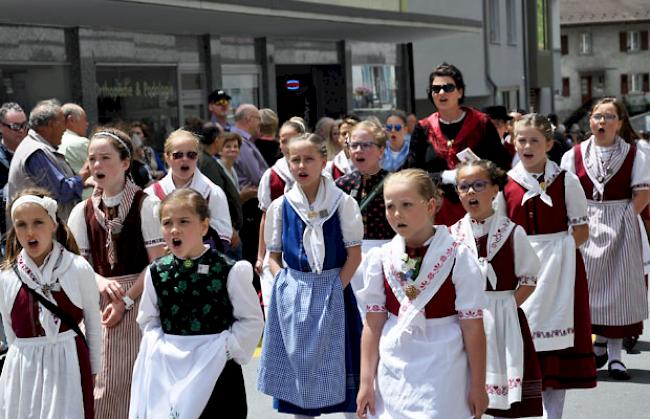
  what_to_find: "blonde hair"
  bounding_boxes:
[288,133,328,158]
[163,129,200,155]
[351,120,388,148]
[384,169,442,209]
[513,113,553,141]
[259,108,279,138]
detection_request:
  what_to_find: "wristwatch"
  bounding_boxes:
[122,295,135,311]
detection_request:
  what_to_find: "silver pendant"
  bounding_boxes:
[597,175,604,183]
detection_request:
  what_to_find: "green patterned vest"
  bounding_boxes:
[150,249,235,335]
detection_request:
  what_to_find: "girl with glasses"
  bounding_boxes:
[408,62,511,226]
[382,110,410,172]
[67,128,166,418]
[145,129,233,252]
[561,97,650,381]
[500,114,596,419]
[451,160,543,418]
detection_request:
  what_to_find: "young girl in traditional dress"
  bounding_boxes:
[327,115,359,180]
[257,133,363,418]
[145,129,233,251]
[500,114,596,419]
[561,98,650,380]
[357,168,488,419]
[68,128,166,418]
[129,189,264,418]
[451,160,543,418]
[255,119,306,312]
[0,189,101,419]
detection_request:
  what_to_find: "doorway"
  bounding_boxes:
[580,75,592,103]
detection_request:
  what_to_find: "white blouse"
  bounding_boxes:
[137,259,264,365]
[68,194,164,259]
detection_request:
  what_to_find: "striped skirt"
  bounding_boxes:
[583,199,648,335]
[94,274,141,419]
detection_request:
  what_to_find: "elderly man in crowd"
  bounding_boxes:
[7,99,89,222]
[59,103,90,173]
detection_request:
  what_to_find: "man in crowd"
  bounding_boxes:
[0,102,27,236]
[208,89,233,131]
[59,103,90,173]
[7,99,89,222]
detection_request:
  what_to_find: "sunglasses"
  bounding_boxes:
[214,99,229,106]
[0,121,28,132]
[591,113,617,122]
[457,179,491,194]
[346,141,379,151]
[430,83,457,94]
[171,151,198,160]
[386,124,402,132]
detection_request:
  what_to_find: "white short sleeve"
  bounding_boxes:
[512,226,541,286]
[564,171,589,226]
[264,198,284,253]
[452,244,487,319]
[208,184,233,243]
[560,148,576,173]
[257,168,273,211]
[358,247,387,314]
[225,261,264,364]
[136,267,161,331]
[140,195,164,247]
[74,258,102,373]
[632,147,650,190]
[337,194,363,248]
[68,200,89,257]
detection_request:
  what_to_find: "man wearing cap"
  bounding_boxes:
[482,105,517,161]
[208,89,233,132]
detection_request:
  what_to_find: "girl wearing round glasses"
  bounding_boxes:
[382,110,410,172]
[561,97,650,380]
[145,129,233,252]
[409,62,511,226]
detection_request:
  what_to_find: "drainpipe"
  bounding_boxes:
[483,0,498,104]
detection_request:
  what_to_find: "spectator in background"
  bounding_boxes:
[59,103,90,174]
[483,105,516,160]
[0,102,27,235]
[129,122,165,179]
[406,112,418,135]
[382,109,411,172]
[198,123,244,259]
[127,132,154,189]
[315,116,336,159]
[7,99,89,222]
[256,108,280,167]
[208,89,233,132]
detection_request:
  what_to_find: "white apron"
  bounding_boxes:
[522,232,576,351]
[129,326,228,419]
[371,232,472,419]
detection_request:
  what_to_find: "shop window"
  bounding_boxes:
[579,32,592,55]
[0,65,72,111]
[351,65,396,110]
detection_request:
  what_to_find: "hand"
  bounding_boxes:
[239,185,258,203]
[468,384,489,419]
[97,276,126,303]
[254,258,264,276]
[356,383,376,418]
[84,176,97,189]
[79,160,91,182]
[101,301,125,328]
[230,230,241,248]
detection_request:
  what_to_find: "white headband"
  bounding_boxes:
[11,195,58,223]
[94,131,131,158]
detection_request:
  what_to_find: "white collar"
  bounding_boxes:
[508,159,561,207]
[158,169,212,198]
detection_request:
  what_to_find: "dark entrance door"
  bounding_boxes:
[580,75,592,103]
[275,64,347,129]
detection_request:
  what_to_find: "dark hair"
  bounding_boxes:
[385,109,408,124]
[200,122,223,146]
[159,188,210,222]
[428,62,465,104]
[184,116,205,137]
[456,159,508,190]
[591,97,639,144]
[3,188,80,269]
[89,127,134,173]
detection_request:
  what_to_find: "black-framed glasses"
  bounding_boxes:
[0,121,27,132]
[430,83,457,94]
[171,151,198,160]
[590,113,617,122]
[457,179,491,194]
[386,123,402,132]
[346,141,379,151]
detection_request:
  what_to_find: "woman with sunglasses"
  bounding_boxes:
[145,129,233,252]
[408,62,511,226]
[382,110,410,172]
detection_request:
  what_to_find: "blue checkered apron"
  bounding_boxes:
[257,266,346,409]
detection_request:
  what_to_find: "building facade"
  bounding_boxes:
[557,0,650,123]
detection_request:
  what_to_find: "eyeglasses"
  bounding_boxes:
[591,113,618,122]
[457,179,491,194]
[0,121,28,132]
[430,83,457,94]
[346,141,379,151]
[171,151,198,160]
[214,99,229,106]
[386,123,402,132]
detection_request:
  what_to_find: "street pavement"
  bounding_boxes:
[244,320,650,419]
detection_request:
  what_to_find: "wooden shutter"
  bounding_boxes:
[643,73,650,93]
[561,35,568,55]
[621,74,629,95]
[641,30,649,51]
[620,32,627,52]
[562,78,570,97]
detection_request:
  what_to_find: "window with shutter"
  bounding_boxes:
[628,31,641,52]
[643,73,649,93]
[561,35,568,55]
[641,31,649,51]
[621,74,628,95]
[620,32,627,52]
